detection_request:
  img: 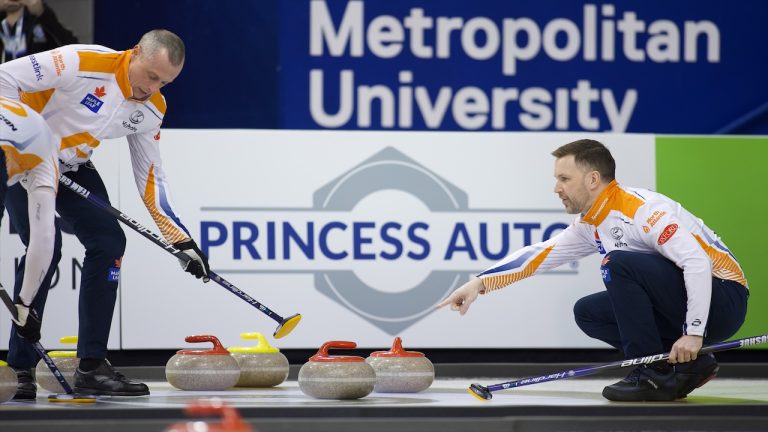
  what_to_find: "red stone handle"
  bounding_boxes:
[177,335,230,355]
[390,337,405,354]
[369,336,425,358]
[182,399,252,431]
[309,340,363,362]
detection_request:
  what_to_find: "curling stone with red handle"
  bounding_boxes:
[165,398,253,432]
[366,337,434,393]
[36,336,79,393]
[0,361,16,403]
[166,335,240,391]
[228,332,289,388]
[298,341,376,399]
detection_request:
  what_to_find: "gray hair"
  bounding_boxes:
[137,29,185,66]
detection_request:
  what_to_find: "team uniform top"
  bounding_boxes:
[0,44,190,244]
[0,96,58,191]
[0,97,59,304]
[478,180,748,337]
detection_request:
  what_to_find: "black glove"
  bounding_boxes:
[12,301,42,342]
[174,239,210,282]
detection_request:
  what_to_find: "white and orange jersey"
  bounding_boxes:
[0,97,58,305]
[0,97,58,191]
[478,180,747,337]
[0,44,190,244]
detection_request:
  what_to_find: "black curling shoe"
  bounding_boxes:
[12,367,36,400]
[675,353,719,398]
[74,360,149,396]
[602,364,678,402]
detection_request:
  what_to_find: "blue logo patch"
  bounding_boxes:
[601,267,611,282]
[595,239,606,254]
[80,94,104,113]
[107,267,120,282]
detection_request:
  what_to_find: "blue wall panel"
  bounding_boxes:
[95,1,768,133]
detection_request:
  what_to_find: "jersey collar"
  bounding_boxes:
[116,49,134,100]
[581,180,619,226]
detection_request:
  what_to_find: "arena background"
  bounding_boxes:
[0,1,764,356]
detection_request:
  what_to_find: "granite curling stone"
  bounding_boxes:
[166,335,240,391]
[36,336,79,393]
[298,341,376,400]
[366,336,434,393]
[229,332,289,387]
[0,360,16,403]
[164,399,253,432]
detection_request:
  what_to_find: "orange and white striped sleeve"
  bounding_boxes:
[478,221,595,293]
[126,126,191,245]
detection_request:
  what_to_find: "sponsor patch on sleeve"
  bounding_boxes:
[657,223,678,245]
[51,49,66,76]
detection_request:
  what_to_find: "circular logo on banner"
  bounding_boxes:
[311,148,468,334]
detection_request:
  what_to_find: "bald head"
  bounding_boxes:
[127,29,185,101]
[137,29,185,66]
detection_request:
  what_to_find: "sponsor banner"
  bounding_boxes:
[92,1,767,133]
[1,130,655,349]
[281,0,768,134]
[116,130,653,348]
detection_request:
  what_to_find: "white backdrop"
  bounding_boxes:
[1,131,655,350]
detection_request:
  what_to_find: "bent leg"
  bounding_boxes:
[573,291,622,350]
[600,250,688,357]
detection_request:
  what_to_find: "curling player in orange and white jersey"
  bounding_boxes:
[0,96,57,353]
[0,29,210,399]
[438,139,748,402]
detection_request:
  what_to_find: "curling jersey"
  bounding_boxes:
[477,180,748,337]
[0,97,59,304]
[0,44,190,244]
[0,96,58,191]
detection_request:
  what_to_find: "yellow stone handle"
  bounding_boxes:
[240,332,270,348]
[60,336,78,344]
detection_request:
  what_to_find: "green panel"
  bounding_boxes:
[656,136,768,347]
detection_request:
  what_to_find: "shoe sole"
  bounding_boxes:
[74,387,149,396]
[12,394,37,401]
[602,387,678,402]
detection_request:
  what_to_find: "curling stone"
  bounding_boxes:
[228,332,289,388]
[298,341,375,400]
[166,335,240,391]
[165,398,253,432]
[0,360,16,403]
[366,337,434,393]
[36,336,79,393]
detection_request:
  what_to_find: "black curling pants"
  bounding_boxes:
[573,250,748,358]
